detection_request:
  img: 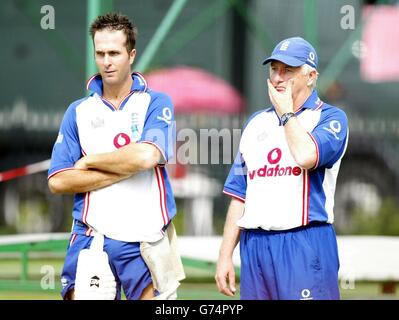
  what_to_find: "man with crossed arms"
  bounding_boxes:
[48,13,183,300]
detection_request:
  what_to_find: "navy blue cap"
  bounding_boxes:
[262,37,318,68]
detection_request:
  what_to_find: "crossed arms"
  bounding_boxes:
[48,142,162,194]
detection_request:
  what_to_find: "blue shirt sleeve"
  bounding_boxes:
[139,91,176,163]
[223,152,247,201]
[310,106,349,169]
[48,100,83,177]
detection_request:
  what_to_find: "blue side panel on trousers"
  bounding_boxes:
[60,234,152,300]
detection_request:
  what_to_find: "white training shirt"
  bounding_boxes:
[224,90,349,231]
[48,73,176,242]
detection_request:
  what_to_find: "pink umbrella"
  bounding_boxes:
[144,65,245,114]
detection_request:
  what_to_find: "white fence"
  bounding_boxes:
[1,234,399,284]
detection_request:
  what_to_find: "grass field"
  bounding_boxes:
[0,282,399,300]
[0,256,398,300]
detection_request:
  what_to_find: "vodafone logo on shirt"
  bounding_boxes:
[113,133,131,149]
[248,147,303,180]
[267,148,282,164]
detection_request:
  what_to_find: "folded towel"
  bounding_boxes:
[140,222,186,300]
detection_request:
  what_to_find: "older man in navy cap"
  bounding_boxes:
[215,37,349,300]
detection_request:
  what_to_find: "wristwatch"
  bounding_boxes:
[280,112,296,126]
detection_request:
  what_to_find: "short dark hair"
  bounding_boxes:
[89,12,137,52]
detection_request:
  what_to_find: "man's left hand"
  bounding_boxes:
[267,78,294,117]
[74,157,89,170]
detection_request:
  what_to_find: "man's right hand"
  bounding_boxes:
[215,256,236,296]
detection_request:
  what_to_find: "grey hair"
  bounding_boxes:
[301,64,319,89]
